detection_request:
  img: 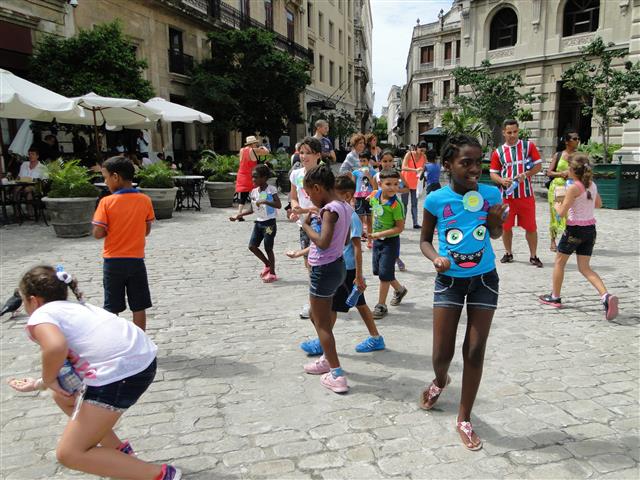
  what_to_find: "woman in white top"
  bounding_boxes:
[18,148,48,180]
[7,265,181,480]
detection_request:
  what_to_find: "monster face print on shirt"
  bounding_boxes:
[424,184,502,278]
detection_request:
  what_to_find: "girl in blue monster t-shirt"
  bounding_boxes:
[419,134,508,452]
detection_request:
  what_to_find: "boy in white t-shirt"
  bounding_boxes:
[8,265,181,480]
[231,165,281,282]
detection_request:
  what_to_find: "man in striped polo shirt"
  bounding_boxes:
[490,119,544,267]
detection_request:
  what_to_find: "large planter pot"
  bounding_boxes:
[139,187,178,219]
[205,181,235,208]
[594,164,640,209]
[275,169,291,193]
[42,197,97,238]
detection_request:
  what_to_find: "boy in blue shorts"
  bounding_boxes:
[92,156,155,331]
[367,169,407,319]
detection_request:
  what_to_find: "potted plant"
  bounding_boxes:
[136,162,179,219]
[42,159,99,238]
[266,153,291,193]
[202,153,239,208]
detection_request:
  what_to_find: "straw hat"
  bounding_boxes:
[244,135,259,146]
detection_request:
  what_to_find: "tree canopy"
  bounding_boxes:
[452,60,540,146]
[188,28,311,143]
[562,37,640,162]
[30,20,154,100]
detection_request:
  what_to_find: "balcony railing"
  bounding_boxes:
[168,50,194,75]
[209,0,313,63]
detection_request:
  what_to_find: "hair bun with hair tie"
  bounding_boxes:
[55,264,73,285]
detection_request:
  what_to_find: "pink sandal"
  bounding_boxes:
[262,273,278,283]
[418,374,450,410]
[456,420,483,451]
[259,266,270,278]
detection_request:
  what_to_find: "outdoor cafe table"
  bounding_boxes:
[173,175,204,211]
[0,180,37,225]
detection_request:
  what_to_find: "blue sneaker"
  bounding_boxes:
[300,338,323,356]
[355,336,386,353]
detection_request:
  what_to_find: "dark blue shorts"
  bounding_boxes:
[372,236,400,282]
[309,258,346,298]
[433,269,499,310]
[84,358,156,412]
[103,258,152,314]
[332,268,366,313]
[249,219,277,251]
[355,197,371,216]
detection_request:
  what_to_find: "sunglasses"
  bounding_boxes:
[568,136,580,141]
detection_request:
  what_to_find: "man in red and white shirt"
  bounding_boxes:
[490,119,543,267]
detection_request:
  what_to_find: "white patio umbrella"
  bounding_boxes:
[0,68,81,121]
[65,92,163,159]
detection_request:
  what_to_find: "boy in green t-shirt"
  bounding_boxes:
[367,169,408,319]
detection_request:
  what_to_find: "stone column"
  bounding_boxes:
[617,3,640,162]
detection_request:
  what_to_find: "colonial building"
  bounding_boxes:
[385,85,402,146]
[391,0,639,160]
[1,0,373,156]
[403,8,461,145]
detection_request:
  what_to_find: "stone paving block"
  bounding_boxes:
[273,440,325,458]
[587,453,637,474]
[345,446,376,463]
[564,438,626,458]
[298,452,345,469]
[507,445,573,465]
[248,459,296,477]
[326,433,374,450]
[221,447,265,467]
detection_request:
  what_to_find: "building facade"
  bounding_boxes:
[385,85,402,146]
[392,0,638,160]
[2,0,373,156]
[403,8,461,145]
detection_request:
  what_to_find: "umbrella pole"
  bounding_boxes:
[159,120,165,154]
[0,124,6,175]
[93,109,101,163]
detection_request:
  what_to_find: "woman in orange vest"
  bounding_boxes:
[231,135,270,221]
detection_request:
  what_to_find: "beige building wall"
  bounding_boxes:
[459,0,635,159]
[404,8,461,145]
[305,0,356,137]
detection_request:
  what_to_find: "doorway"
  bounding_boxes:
[557,82,592,146]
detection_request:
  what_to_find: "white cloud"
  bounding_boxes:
[371,0,453,115]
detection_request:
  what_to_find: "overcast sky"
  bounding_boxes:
[371,0,453,116]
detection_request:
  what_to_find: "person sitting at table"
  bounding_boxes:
[18,147,48,181]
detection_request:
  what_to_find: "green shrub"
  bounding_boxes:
[136,162,177,188]
[46,159,99,198]
[264,153,290,171]
[206,154,239,182]
[194,149,218,178]
[577,140,622,164]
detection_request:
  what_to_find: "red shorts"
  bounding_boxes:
[503,196,537,232]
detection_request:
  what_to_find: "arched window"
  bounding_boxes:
[563,0,599,37]
[489,8,518,50]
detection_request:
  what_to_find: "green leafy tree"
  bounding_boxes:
[30,20,154,100]
[372,116,388,141]
[441,108,490,144]
[562,37,640,163]
[452,60,542,147]
[189,28,311,145]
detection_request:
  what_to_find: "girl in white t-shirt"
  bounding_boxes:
[7,265,181,480]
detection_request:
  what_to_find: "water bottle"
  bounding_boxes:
[505,181,519,196]
[57,359,83,394]
[501,205,510,221]
[566,179,574,186]
[311,216,321,233]
[345,285,362,308]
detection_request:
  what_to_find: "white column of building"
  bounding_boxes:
[618,3,640,162]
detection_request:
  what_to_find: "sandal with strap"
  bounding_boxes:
[259,266,270,278]
[418,374,451,410]
[456,420,483,451]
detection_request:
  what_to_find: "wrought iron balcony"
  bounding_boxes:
[168,50,194,75]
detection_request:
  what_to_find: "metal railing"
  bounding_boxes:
[168,50,194,75]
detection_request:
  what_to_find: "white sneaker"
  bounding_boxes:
[299,304,310,319]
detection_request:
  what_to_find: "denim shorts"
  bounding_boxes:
[249,219,277,250]
[558,225,596,256]
[309,258,346,298]
[433,269,499,310]
[103,258,152,314]
[84,358,156,412]
[354,197,371,216]
[372,236,400,282]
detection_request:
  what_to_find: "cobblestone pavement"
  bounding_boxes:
[1,196,638,480]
